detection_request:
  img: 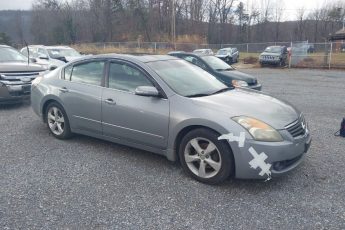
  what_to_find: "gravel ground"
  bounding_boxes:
[0,68,345,229]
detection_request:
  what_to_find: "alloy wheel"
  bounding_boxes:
[184,137,222,179]
[47,106,65,136]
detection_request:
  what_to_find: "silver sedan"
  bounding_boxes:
[31,54,311,184]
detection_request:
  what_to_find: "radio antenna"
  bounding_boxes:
[24,40,29,65]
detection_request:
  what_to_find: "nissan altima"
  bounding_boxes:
[31,54,311,184]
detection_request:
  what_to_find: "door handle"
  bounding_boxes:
[104,98,116,105]
[59,87,69,93]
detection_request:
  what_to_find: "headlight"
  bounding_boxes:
[232,116,283,142]
[232,80,248,87]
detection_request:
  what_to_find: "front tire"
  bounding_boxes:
[46,102,72,139]
[178,128,234,184]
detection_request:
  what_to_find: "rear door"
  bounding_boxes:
[101,60,169,149]
[59,60,105,135]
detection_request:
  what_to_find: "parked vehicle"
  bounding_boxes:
[0,45,46,104]
[31,54,311,184]
[169,52,261,90]
[215,47,239,64]
[259,46,288,67]
[20,45,82,70]
[193,49,214,55]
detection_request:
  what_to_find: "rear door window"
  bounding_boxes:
[69,61,105,86]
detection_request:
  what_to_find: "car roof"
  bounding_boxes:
[171,52,212,57]
[267,46,284,48]
[24,45,73,49]
[78,54,179,63]
[193,49,211,51]
[46,46,74,50]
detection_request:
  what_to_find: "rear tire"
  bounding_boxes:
[45,102,72,139]
[178,128,234,184]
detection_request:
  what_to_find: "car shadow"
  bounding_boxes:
[0,100,31,110]
[34,124,301,191]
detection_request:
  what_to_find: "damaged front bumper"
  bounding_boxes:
[229,129,311,180]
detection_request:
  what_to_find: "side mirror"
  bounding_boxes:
[135,86,160,97]
[39,55,49,60]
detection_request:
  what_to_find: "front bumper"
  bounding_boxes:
[216,56,231,63]
[259,59,280,65]
[0,83,31,104]
[230,130,311,179]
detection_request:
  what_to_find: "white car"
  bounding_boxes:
[215,47,239,64]
[20,45,82,70]
[193,49,214,55]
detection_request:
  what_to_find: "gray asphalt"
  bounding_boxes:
[1,68,345,229]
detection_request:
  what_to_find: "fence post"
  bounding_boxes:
[154,42,157,53]
[289,41,292,68]
[246,43,249,53]
[329,42,332,70]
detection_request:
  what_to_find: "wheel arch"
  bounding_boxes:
[41,96,65,123]
[169,120,233,162]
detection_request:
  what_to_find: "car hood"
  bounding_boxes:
[0,62,45,73]
[217,70,257,84]
[65,56,82,62]
[260,52,281,56]
[215,54,228,58]
[192,89,299,129]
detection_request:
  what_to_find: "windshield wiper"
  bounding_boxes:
[210,87,233,95]
[216,68,233,71]
[186,93,211,98]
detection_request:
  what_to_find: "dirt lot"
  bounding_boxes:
[0,68,345,229]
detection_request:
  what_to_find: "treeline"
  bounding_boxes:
[2,0,345,45]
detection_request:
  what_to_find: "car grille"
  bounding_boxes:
[285,115,307,138]
[262,55,276,60]
[0,72,40,84]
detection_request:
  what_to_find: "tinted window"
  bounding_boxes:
[70,61,104,85]
[108,62,153,92]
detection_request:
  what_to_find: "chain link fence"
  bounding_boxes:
[71,41,345,69]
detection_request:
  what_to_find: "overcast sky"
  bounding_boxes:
[0,0,334,20]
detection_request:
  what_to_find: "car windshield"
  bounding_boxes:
[201,56,234,71]
[217,49,230,55]
[147,60,228,97]
[264,47,281,53]
[0,47,27,63]
[47,48,81,58]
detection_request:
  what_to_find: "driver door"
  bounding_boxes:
[101,60,170,149]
